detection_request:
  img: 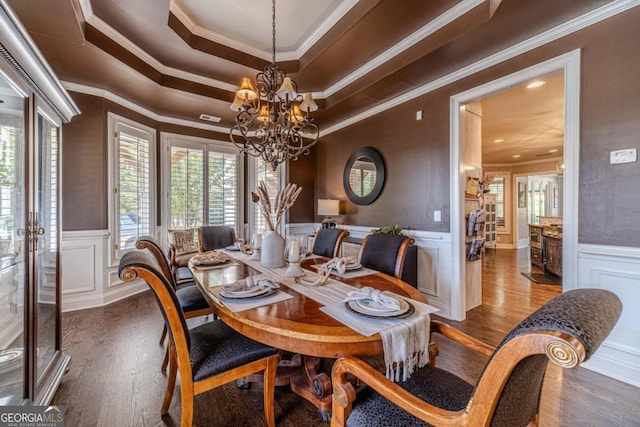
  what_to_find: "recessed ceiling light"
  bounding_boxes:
[513,154,521,158]
[494,139,503,143]
[199,113,221,123]
[549,149,558,153]
[526,80,546,89]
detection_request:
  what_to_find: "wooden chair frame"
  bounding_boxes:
[331,319,587,426]
[120,256,279,427]
[136,237,215,372]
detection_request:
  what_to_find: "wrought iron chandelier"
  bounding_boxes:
[229,0,319,171]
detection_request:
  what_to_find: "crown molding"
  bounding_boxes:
[78,1,237,92]
[168,0,359,63]
[324,0,640,135]
[62,81,231,133]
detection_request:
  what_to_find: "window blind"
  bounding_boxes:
[252,157,279,232]
[117,128,151,249]
[489,177,505,228]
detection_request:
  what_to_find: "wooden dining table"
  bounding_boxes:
[190,254,430,419]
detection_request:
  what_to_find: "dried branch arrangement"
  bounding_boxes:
[252,180,303,231]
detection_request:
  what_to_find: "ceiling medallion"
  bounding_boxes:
[229,0,319,171]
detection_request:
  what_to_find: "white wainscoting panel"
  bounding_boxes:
[61,230,147,312]
[577,243,640,387]
[416,246,439,297]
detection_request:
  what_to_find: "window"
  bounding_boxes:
[249,157,282,235]
[486,173,510,232]
[109,114,155,259]
[163,133,242,236]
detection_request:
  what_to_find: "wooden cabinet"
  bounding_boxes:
[529,225,543,269]
[544,236,563,277]
[0,2,78,405]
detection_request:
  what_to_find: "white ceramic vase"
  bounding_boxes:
[260,231,285,268]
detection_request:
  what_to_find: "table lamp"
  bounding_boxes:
[318,199,339,228]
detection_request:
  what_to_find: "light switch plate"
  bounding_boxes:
[434,210,441,222]
[610,148,637,164]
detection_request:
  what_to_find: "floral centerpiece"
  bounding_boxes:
[252,180,302,268]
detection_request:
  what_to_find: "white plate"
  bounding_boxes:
[346,298,413,318]
[220,286,276,299]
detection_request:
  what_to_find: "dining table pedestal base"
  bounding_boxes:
[289,355,333,422]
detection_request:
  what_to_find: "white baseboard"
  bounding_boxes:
[62,281,148,312]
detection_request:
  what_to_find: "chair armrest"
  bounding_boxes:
[431,320,495,357]
[331,356,464,427]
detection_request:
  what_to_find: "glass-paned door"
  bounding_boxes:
[34,111,60,386]
[0,74,26,405]
[166,137,241,233]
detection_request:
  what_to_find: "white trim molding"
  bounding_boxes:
[450,49,581,321]
[577,243,640,387]
[61,230,147,312]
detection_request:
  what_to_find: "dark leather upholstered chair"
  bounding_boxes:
[331,289,622,427]
[119,250,279,427]
[136,236,214,372]
[358,233,415,278]
[312,228,349,258]
[198,225,237,253]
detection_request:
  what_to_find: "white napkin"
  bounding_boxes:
[191,251,231,266]
[321,256,360,275]
[343,286,401,311]
[224,276,280,292]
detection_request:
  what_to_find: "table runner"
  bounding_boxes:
[223,251,439,381]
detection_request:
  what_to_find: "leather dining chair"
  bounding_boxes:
[312,228,349,258]
[119,250,280,427]
[198,225,237,253]
[358,233,415,279]
[136,236,214,372]
[331,288,622,427]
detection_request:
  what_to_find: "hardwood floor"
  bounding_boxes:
[52,248,640,426]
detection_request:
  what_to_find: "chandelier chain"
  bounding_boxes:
[271,0,276,65]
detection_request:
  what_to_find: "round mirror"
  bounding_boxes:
[343,147,385,205]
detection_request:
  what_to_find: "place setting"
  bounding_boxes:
[320,286,438,337]
[212,274,293,312]
[190,250,235,270]
[311,256,376,279]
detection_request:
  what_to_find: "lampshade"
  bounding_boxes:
[276,77,297,100]
[317,199,339,216]
[300,92,318,113]
[229,93,245,112]
[236,77,258,101]
[257,105,270,123]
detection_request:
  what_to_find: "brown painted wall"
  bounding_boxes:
[316,7,640,247]
[288,151,316,223]
[62,91,315,231]
[62,93,107,230]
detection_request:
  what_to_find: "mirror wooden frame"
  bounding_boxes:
[343,146,385,205]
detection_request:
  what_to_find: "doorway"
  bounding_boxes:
[449,50,581,321]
